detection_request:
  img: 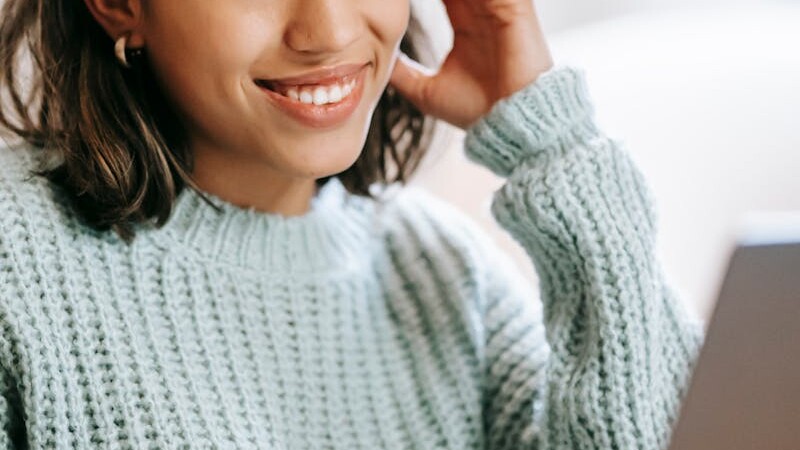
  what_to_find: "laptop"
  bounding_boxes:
[666,212,800,450]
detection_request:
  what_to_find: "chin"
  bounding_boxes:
[276,145,363,180]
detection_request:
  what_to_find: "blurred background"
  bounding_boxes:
[410,0,800,322]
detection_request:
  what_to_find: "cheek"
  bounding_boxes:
[379,1,412,41]
[142,2,275,131]
[366,0,411,80]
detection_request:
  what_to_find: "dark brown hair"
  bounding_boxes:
[0,0,438,241]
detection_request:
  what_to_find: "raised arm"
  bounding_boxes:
[465,65,705,450]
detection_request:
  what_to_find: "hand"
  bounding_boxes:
[389,0,554,130]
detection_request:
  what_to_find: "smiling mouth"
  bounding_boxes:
[255,77,359,106]
[254,65,368,128]
[254,63,368,106]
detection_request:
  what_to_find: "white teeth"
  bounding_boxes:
[299,90,314,104]
[276,79,357,105]
[312,86,328,105]
[328,85,343,103]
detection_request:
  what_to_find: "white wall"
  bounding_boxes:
[415,0,782,35]
[536,0,771,32]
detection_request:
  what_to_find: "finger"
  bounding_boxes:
[389,51,436,112]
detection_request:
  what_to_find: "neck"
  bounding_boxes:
[190,142,319,216]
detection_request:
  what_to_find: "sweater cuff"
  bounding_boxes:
[463,65,600,178]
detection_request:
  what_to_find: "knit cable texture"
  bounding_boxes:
[0,65,704,449]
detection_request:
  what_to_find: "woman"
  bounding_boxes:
[0,0,704,448]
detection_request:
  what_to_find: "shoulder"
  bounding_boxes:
[0,142,70,375]
[376,184,539,308]
[0,140,41,186]
[0,140,59,204]
[377,184,497,270]
[0,142,47,240]
[0,143,48,354]
[0,140,89,220]
[375,184,532,300]
[372,185,543,354]
[0,142,87,282]
[0,141,75,232]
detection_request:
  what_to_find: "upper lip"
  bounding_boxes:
[257,62,369,86]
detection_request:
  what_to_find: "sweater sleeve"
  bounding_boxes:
[464,66,705,450]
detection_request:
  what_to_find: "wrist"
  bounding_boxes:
[463,65,598,177]
[495,18,555,99]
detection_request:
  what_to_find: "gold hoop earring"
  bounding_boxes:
[115,34,130,67]
[115,34,144,68]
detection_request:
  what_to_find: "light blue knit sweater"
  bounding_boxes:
[0,66,704,449]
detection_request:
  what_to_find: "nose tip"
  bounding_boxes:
[283,2,361,54]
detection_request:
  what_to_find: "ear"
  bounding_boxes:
[83,0,144,47]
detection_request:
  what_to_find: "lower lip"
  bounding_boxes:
[257,66,367,129]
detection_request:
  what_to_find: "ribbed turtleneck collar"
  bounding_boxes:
[144,177,376,276]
